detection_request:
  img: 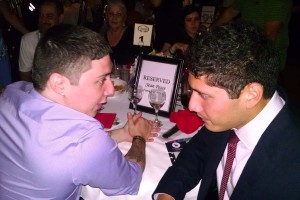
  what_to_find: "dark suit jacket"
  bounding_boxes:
[153,103,300,200]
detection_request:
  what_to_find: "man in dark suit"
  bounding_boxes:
[152,21,300,200]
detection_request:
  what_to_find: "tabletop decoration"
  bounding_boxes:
[169,108,204,134]
[94,113,117,129]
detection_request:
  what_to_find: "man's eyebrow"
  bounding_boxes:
[191,87,205,94]
[97,73,111,78]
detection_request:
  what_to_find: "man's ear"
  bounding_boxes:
[48,73,66,96]
[242,82,264,108]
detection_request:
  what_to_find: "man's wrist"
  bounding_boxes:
[132,136,146,144]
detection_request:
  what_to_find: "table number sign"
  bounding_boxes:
[133,23,153,46]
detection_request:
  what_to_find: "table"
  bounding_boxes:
[81,92,200,200]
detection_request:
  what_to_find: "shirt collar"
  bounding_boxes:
[235,91,285,150]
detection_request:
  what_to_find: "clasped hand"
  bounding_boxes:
[110,112,160,143]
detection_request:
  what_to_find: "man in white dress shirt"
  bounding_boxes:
[153,21,300,200]
[19,0,64,82]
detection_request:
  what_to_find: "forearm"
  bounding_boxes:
[153,131,206,199]
[0,3,29,34]
[6,14,29,34]
[125,136,146,171]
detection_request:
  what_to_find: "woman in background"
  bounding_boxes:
[150,0,183,52]
[103,0,139,66]
[163,4,204,57]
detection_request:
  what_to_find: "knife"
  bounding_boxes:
[162,125,179,138]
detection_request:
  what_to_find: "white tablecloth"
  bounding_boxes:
[81,92,200,200]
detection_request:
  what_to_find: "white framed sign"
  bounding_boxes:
[201,6,216,27]
[133,23,153,46]
[130,54,184,117]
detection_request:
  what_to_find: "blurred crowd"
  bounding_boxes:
[1,0,299,87]
[0,0,223,86]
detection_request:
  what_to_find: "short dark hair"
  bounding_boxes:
[185,21,280,99]
[32,24,112,90]
[182,4,200,20]
[40,0,64,15]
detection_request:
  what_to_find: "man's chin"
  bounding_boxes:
[204,124,227,133]
[90,110,98,117]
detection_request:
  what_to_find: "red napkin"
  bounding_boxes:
[94,113,117,129]
[169,108,204,134]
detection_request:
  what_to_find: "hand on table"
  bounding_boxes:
[109,112,159,143]
[157,194,175,200]
[171,42,189,53]
[126,112,159,142]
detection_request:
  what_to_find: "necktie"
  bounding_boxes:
[219,131,239,200]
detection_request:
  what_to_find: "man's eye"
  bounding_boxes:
[196,91,209,99]
[98,78,106,85]
[201,93,209,99]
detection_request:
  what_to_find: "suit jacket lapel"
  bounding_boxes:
[231,139,271,198]
[198,131,230,200]
[231,105,291,199]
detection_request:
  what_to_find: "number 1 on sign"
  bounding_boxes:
[139,36,143,43]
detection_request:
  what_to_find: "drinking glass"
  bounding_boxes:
[127,82,143,115]
[112,60,121,79]
[148,88,166,127]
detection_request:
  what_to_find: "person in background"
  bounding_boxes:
[0,24,158,199]
[135,0,153,20]
[63,0,82,25]
[103,0,139,66]
[153,21,300,200]
[150,0,183,53]
[163,4,203,58]
[210,0,292,71]
[63,0,93,26]
[19,0,64,82]
[123,0,144,28]
[0,0,29,87]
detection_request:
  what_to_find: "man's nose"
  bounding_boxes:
[188,92,202,113]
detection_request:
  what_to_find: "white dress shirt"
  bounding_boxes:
[19,30,40,72]
[216,91,285,200]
